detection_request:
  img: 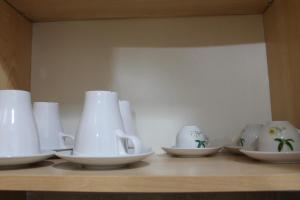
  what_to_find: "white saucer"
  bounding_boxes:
[224,145,242,154]
[162,146,222,157]
[56,149,154,168]
[0,151,54,167]
[240,149,300,163]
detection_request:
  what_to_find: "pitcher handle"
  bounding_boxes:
[115,129,142,154]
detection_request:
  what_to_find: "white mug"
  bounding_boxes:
[258,121,300,152]
[176,125,209,148]
[74,91,143,156]
[119,100,138,148]
[33,102,74,151]
[238,124,263,150]
[0,90,40,156]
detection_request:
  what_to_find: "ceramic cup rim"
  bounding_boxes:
[0,90,30,95]
[34,101,59,105]
[86,90,117,95]
[269,120,290,122]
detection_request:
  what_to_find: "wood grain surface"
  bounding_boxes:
[264,0,300,128]
[0,154,300,193]
[27,191,300,200]
[6,0,269,22]
[0,1,32,90]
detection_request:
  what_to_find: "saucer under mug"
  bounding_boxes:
[56,148,153,168]
[240,149,300,163]
[0,151,54,167]
[162,146,222,157]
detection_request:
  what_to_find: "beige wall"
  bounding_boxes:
[31,15,271,152]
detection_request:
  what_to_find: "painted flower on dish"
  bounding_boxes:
[269,127,286,137]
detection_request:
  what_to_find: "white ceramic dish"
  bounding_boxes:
[56,149,154,168]
[162,146,222,157]
[224,145,242,154]
[240,149,300,163]
[0,151,54,167]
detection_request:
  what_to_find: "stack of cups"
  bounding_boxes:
[73,91,143,156]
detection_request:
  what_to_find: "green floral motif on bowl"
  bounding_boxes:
[195,140,207,148]
[274,138,294,152]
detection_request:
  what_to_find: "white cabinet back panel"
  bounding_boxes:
[31,15,271,152]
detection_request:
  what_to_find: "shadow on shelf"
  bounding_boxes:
[0,160,54,171]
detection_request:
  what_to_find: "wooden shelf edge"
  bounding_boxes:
[1,154,300,193]
[1,175,300,193]
[6,0,270,22]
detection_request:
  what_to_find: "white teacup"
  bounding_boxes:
[175,125,209,149]
[33,102,74,151]
[258,121,300,152]
[238,124,263,150]
[74,91,143,156]
[119,100,137,148]
[0,90,40,156]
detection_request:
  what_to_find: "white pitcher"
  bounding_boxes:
[33,102,74,151]
[74,91,142,156]
[0,90,40,156]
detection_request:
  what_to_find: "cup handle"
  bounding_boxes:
[60,132,75,148]
[115,129,143,154]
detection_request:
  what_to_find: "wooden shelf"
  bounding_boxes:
[1,153,300,193]
[6,0,270,22]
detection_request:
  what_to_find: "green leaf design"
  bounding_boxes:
[286,139,295,143]
[274,138,284,152]
[278,142,283,152]
[274,138,282,142]
[274,138,295,152]
[195,140,206,148]
[239,138,245,146]
[285,139,294,151]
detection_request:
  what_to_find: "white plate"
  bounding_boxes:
[0,151,54,167]
[56,150,154,168]
[162,146,222,157]
[224,145,242,154]
[240,149,300,163]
